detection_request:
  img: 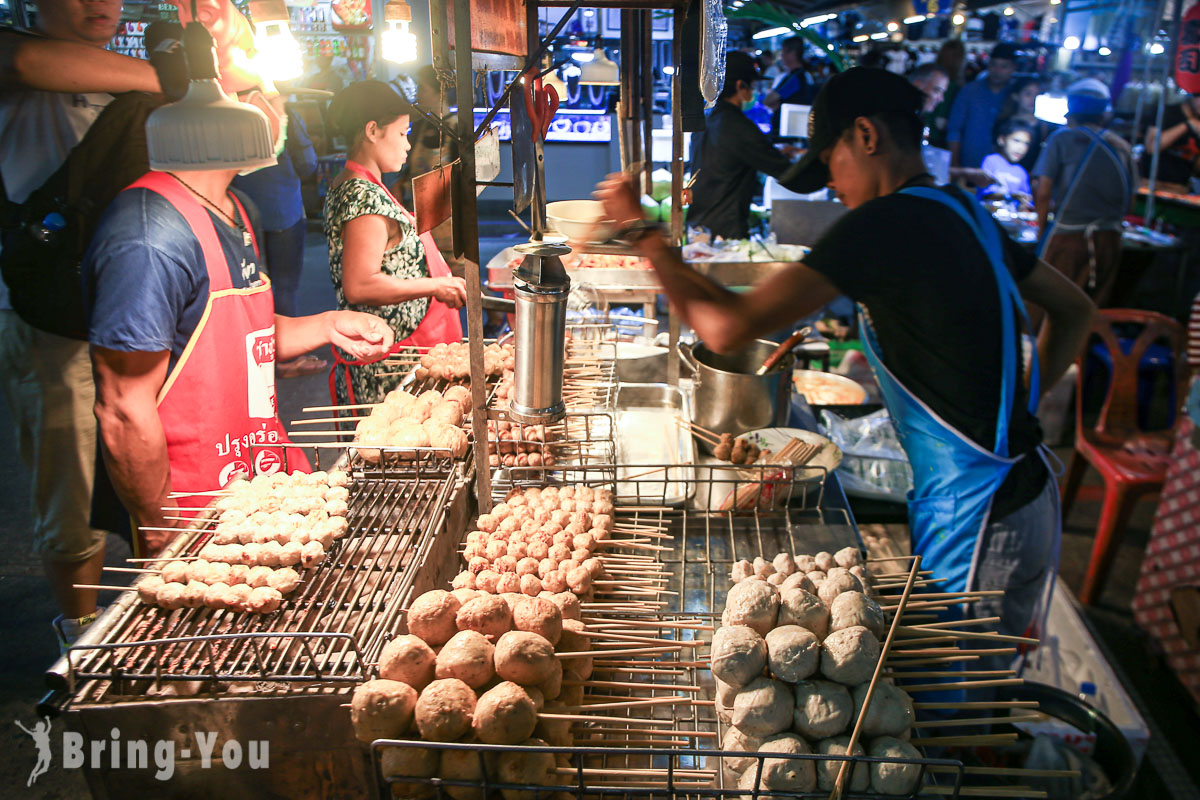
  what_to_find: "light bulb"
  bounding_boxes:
[952,13,966,25]
[1003,6,1014,14]
[1098,46,1111,56]
[1063,35,1080,50]
[1150,42,1165,54]
[382,20,418,63]
[887,21,899,31]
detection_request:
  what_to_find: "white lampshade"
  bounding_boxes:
[146,23,277,171]
[579,47,619,86]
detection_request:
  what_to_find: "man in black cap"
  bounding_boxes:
[946,42,1019,169]
[596,68,1094,646]
[686,50,809,239]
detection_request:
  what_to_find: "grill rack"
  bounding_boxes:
[370,741,968,799]
[54,451,459,700]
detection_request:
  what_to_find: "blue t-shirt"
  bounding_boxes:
[946,76,1010,169]
[979,153,1031,198]
[83,186,266,373]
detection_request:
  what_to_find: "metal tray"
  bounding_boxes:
[613,383,696,506]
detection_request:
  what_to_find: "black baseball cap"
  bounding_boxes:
[990,42,1020,62]
[327,80,414,140]
[790,67,925,193]
[724,51,762,90]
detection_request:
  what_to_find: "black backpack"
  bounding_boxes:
[0,91,163,339]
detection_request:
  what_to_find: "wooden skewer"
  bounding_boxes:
[920,786,1045,798]
[588,666,686,677]
[881,590,1005,605]
[585,619,713,631]
[104,566,158,574]
[74,584,130,591]
[556,645,680,659]
[929,766,1081,779]
[883,669,1015,679]
[563,679,700,692]
[568,695,692,711]
[908,616,1003,630]
[900,678,1024,692]
[577,630,699,647]
[895,626,1039,645]
[909,733,1020,746]
[127,556,199,562]
[302,403,380,413]
[292,416,367,425]
[883,655,982,666]
[912,714,1042,728]
[887,647,1016,658]
[912,700,1038,710]
[570,726,717,739]
[538,712,676,725]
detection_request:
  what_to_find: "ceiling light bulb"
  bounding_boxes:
[1150,42,1165,54]
[1098,46,1111,55]
[952,13,966,24]
[887,21,899,31]
[249,0,303,81]
[1063,35,1080,50]
[1003,6,1014,14]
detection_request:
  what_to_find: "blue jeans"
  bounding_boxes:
[262,219,307,318]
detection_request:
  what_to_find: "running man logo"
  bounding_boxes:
[14,717,53,787]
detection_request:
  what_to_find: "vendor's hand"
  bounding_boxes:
[593,173,644,227]
[328,311,395,360]
[137,505,184,557]
[432,276,468,309]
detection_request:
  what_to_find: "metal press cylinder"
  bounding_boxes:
[509,274,569,424]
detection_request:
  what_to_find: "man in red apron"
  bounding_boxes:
[84,165,393,555]
[597,68,1096,644]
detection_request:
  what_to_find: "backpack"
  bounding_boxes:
[0,91,164,339]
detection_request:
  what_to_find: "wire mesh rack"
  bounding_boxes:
[58,453,459,701]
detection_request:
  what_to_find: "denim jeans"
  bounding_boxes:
[262,219,307,318]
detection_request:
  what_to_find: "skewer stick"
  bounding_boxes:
[567,695,692,711]
[913,701,1038,710]
[909,734,1020,747]
[887,647,1017,658]
[578,630,700,647]
[912,714,1041,728]
[127,556,199,562]
[292,416,368,425]
[570,726,717,739]
[104,566,159,574]
[884,669,1015,679]
[303,403,380,412]
[74,584,131,591]
[881,590,1004,605]
[584,619,713,631]
[556,645,681,659]
[900,678,1024,692]
[895,626,1039,645]
[538,712,676,725]
[883,654,982,667]
[832,555,920,798]
[908,616,1002,630]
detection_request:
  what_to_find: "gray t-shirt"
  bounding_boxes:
[0,87,112,309]
[1032,126,1135,228]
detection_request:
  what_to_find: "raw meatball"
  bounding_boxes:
[731,559,753,583]
[513,597,562,645]
[834,546,863,569]
[821,626,881,685]
[496,738,556,800]
[519,574,543,597]
[793,554,818,574]
[714,676,739,707]
[226,583,252,611]
[442,385,472,415]
[473,681,538,744]
[408,590,462,646]
[537,657,563,701]
[731,677,793,736]
[817,568,864,607]
[718,726,763,781]
[350,679,417,742]
[414,678,476,741]
[557,619,592,679]
[753,556,776,579]
[380,634,437,690]
[451,587,481,607]
[793,680,853,740]
[268,567,301,595]
[137,574,164,604]
[496,573,522,594]
[736,733,815,795]
[772,552,797,576]
[767,572,786,587]
[778,588,830,640]
[849,565,873,596]
[436,630,495,688]
[765,625,820,683]
[456,595,513,641]
[830,591,886,639]
[162,561,189,584]
[780,572,816,595]
[853,681,914,738]
[182,580,209,608]
[816,735,869,791]
[814,551,836,572]
[380,744,439,799]
[722,580,780,636]
[867,736,923,795]
[439,746,495,800]
[805,570,827,587]
[710,625,767,688]
[494,631,556,685]
[544,591,581,621]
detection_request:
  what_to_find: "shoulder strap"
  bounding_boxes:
[899,186,1040,454]
[127,172,233,291]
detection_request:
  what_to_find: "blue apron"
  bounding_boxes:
[858,186,1052,598]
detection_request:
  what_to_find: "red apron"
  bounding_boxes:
[131,172,309,503]
[328,160,463,405]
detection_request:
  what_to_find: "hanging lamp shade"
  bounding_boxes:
[382,0,418,63]
[579,47,619,86]
[146,23,276,172]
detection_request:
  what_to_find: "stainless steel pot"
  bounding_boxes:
[679,339,794,453]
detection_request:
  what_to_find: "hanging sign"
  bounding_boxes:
[1176,3,1200,93]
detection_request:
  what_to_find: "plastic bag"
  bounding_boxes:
[819,408,913,501]
[1024,735,1113,799]
[700,0,727,105]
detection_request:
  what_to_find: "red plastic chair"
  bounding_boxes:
[1061,309,1186,605]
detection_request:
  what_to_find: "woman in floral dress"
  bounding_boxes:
[324,81,466,404]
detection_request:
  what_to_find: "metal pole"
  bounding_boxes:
[1145,0,1181,226]
[1131,0,1172,146]
[667,0,684,387]
[448,0,493,511]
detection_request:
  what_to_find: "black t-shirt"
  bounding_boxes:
[1142,104,1200,185]
[804,182,1047,518]
[688,102,808,240]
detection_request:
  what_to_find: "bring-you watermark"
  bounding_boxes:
[15,716,269,786]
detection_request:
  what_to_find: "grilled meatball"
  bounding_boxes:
[820,626,881,685]
[722,580,780,635]
[793,680,853,740]
[496,738,556,800]
[765,625,820,683]
[731,677,793,737]
[407,590,462,646]
[456,595,513,641]
[710,625,767,689]
[473,681,538,745]
[380,634,437,690]
[513,597,562,645]
[435,630,495,689]
[816,735,869,791]
[350,679,417,742]
[414,678,476,741]
[494,631,556,685]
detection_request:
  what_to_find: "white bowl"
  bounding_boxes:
[547,200,614,243]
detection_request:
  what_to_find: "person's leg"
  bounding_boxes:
[0,311,107,627]
[969,478,1059,670]
[267,219,307,318]
[1089,231,1123,308]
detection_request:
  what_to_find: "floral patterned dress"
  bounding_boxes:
[325,176,431,405]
